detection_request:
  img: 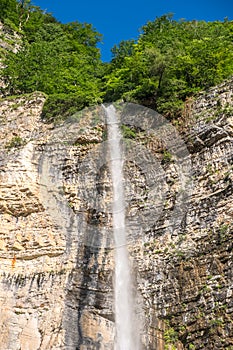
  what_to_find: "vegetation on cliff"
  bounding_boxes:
[106,15,233,118]
[1,0,103,120]
[1,1,233,120]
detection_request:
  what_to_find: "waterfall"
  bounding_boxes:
[103,104,140,350]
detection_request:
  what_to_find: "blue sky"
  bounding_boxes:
[32,0,233,62]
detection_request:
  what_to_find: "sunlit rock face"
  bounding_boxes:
[0,78,232,350]
[138,79,233,350]
[0,94,115,350]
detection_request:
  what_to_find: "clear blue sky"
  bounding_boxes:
[31,0,233,62]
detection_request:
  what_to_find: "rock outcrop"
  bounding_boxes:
[0,78,232,349]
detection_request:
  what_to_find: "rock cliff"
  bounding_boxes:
[0,78,232,349]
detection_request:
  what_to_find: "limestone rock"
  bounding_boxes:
[0,78,232,349]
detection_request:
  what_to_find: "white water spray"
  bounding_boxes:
[103,104,140,350]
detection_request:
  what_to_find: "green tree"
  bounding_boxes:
[0,0,19,28]
[111,39,135,67]
[103,15,233,118]
[2,9,104,120]
[4,21,103,94]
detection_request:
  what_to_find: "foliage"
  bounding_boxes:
[1,5,233,122]
[5,136,26,149]
[1,0,103,121]
[0,0,19,29]
[4,26,102,95]
[121,125,137,139]
[162,150,173,163]
[104,15,233,119]
[111,39,136,67]
[164,324,179,350]
[41,93,101,123]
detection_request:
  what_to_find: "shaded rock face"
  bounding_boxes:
[0,79,232,350]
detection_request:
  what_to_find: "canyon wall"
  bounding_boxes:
[0,78,232,349]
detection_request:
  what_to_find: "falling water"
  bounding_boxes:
[103,104,140,350]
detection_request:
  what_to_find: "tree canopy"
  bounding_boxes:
[104,15,233,118]
[1,3,233,121]
[1,0,103,120]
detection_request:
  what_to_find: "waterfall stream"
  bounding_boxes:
[104,104,140,350]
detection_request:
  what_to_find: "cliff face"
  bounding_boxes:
[0,79,232,350]
[138,80,233,349]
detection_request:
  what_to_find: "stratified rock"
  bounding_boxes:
[0,77,232,350]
